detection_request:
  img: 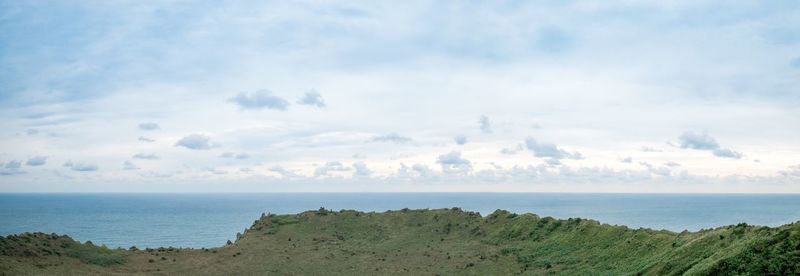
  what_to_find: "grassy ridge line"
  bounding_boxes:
[1,208,799,275]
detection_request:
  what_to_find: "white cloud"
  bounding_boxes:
[133,153,160,160]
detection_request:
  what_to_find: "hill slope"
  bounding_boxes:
[1,208,799,275]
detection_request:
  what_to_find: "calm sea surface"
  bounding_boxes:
[1,193,799,249]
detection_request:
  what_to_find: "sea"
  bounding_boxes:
[1,193,799,249]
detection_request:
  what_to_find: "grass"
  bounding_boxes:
[1,208,799,275]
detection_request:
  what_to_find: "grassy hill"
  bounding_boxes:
[1,208,799,275]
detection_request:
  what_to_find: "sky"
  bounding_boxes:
[0,1,798,193]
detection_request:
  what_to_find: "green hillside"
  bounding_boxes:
[1,208,799,275]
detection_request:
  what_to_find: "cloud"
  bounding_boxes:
[220,152,250,159]
[63,160,73,167]
[4,160,22,169]
[138,136,155,142]
[352,161,371,177]
[621,156,633,163]
[175,134,212,150]
[123,160,139,170]
[138,122,160,130]
[71,163,98,172]
[453,135,467,145]
[370,133,412,143]
[500,144,524,155]
[678,132,720,150]
[314,161,351,177]
[479,115,492,134]
[269,166,301,178]
[229,90,289,111]
[25,156,47,166]
[132,153,160,160]
[297,89,326,108]
[524,137,582,164]
[26,129,39,136]
[664,161,681,167]
[641,147,663,152]
[678,131,743,159]
[436,151,472,173]
[712,148,743,159]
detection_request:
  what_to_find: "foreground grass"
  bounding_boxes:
[1,208,798,275]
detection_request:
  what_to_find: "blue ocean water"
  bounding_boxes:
[1,193,799,249]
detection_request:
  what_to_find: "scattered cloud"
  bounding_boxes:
[220,152,250,159]
[712,148,743,159]
[229,90,289,111]
[524,137,582,165]
[500,144,524,155]
[132,153,160,160]
[297,89,326,108]
[436,151,472,173]
[621,157,633,163]
[71,163,98,172]
[25,156,47,166]
[454,135,467,145]
[479,115,492,134]
[370,133,412,143]
[123,160,140,170]
[4,160,22,169]
[175,134,213,150]
[352,161,371,177]
[138,136,155,142]
[269,166,301,178]
[314,161,351,177]
[138,122,160,130]
[641,147,663,152]
[678,131,742,159]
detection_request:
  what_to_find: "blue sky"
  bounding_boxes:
[0,1,799,192]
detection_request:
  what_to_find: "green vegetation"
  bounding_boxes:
[1,208,799,275]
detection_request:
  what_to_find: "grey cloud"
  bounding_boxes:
[500,144,524,155]
[663,161,681,167]
[4,160,22,169]
[26,156,47,166]
[71,163,98,172]
[229,90,289,111]
[139,122,160,130]
[370,133,412,143]
[712,148,743,159]
[454,135,467,145]
[123,160,140,170]
[638,162,672,177]
[352,161,372,177]
[436,151,472,173]
[202,167,228,175]
[621,157,633,163]
[26,129,39,136]
[220,152,250,159]
[678,132,719,150]
[175,134,212,150]
[678,131,743,159]
[479,115,492,133]
[133,153,160,160]
[138,136,155,142]
[269,166,301,178]
[314,161,351,177]
[63,160,73,167]
[524,137,582,164]
[297,89,326,108]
